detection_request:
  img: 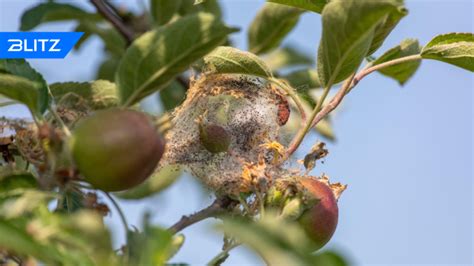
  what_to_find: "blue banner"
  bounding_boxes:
[0,32,83,59]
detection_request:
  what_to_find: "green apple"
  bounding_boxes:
[199,122,231,153]
[71,109,164,191]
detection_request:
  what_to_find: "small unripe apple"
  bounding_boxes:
[298,178,338,250]
[71,109,164,191]
[199,122,231,153]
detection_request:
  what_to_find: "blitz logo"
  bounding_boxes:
[7,39,61,52]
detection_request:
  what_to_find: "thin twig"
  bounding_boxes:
[169,197,236,233]
[104,192,129,240]
[311,54,423,128]
[285,54,422,157]
[238,196,252,215]
[90,0,134,44]
[284,78,335,158]
[91,0,191,92]
[352,54,422,86]
[104,0,125,19]
[48,107,71,137]
[309,74,355,129]
[254,190,265,218]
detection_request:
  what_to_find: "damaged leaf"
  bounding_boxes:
[303,142,328,171]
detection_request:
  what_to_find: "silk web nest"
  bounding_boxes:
[162,74,289,196]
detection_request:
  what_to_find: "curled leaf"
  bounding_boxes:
[203,46,272,78]
[303,142,328,171]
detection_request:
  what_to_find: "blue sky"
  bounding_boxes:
[1,0,472,265]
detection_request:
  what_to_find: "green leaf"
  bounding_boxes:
[116,13,237,106]
[368,1,408,55]
[57,210,117,264]
[0,219,64,264]
[219,214,347,265]
[317,0,406,87]
[160,80,187,111]
[282,69,321,118]
[0,190,55,218]
[302,92,336,140]
[313,250,349,266]
[372,39,421,85]
[284,69,321,89]
[49,80,119,110]
[281,86,335,141]
[0,74,44,118]
[74,21,126,57]
[128,214,179,265]
[421,32,474,72]
[263,46,313,71]
[178,0,222,18]
[280,198,306,221]
[203,46,272,78]
[0,172,37,193]
[303,90,336,140]
[116,164,182,199]
[138,227,173,265]
[219,214,318,265]
[96,57,120,82]
[0,59,50,116]
[60,190,85,213]
[0,206,116,265]
[20,2,101,31]
[248,3,303,54]
[268,0,327,13]
[168,234,185,260]
[315,117,335,141]
[150,0,182,25]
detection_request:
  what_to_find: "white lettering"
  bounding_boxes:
[49,39,60,52]
[6,39,62,52]
[7,39,22,52]
[23,39,33,52]
[37,39,48,51]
